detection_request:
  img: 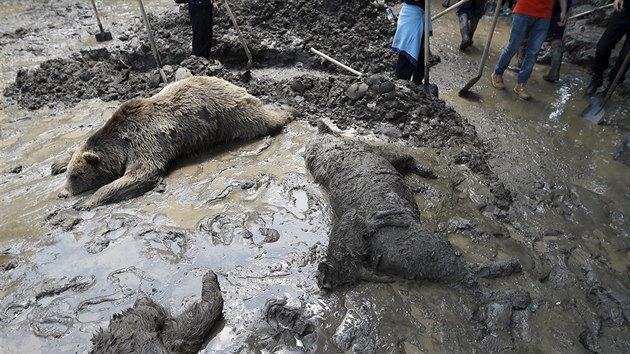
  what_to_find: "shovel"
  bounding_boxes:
[568,3,613,20]
[581,51,630,124]
[421,0,438,97]
[459,0,503,95]
[136,0,168,84]
[89,0,112,42]
[432,0,470,21]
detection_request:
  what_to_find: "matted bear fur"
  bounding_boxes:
[305,123,523,290]
[51,76,294,209]
[90,271,223,354]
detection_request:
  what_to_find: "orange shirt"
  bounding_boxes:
[513,0,554,19]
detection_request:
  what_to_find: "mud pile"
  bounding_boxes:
[3,0,490,175]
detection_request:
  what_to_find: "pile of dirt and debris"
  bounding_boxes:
[2,0,495,180]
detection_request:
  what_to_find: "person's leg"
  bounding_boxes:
[587,13,627,94]
[459,12,471,50]
[513,17,549,99]
[517,17,550,84]
[494,14,529,75]
[395,53,415,81]
[189,0,211,58]
[413,40,426,85]
[607,35,630,89]
[543,40,563,82]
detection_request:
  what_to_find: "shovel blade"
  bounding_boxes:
[458,75,481,95]
[422,83,439,98]
[95,31,113,42]
[580,95,606,124]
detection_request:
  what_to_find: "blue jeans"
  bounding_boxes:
[495,14,550,83]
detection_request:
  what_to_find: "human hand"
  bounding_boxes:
[614,0,624,12]
[212,1,219,16]
[558,11,566,26]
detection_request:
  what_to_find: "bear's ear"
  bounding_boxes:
[82,151,101,163]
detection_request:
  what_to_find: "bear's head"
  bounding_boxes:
[65,147,118,195]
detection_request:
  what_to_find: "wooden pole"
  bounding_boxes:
[310,48,363,77]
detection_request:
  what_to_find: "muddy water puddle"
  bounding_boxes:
[0,106,330,351]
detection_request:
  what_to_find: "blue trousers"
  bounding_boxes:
[495,13,550,83]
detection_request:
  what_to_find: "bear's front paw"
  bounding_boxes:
[73,200,93,211]
[51,160,68,175]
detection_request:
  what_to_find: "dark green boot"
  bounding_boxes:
[459,14,471,51]
[585,73,603,96]
[543,42,563,82]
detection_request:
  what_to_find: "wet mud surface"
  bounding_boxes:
[1,0,629,353]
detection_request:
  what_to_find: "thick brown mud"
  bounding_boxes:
[1,0,629,353]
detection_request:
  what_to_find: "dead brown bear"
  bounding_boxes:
[51,76,294,209]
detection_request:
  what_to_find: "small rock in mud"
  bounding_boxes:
[4,165,22,174]
[260,228,280,243]
[345,83,369,100]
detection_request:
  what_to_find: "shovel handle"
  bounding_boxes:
[568,3,613,20]
[424,0,431,84]
[602,51,630,106]
[90,0,105,32]
[222,0,253,69]
[136,0,167,83]
[476,0,503,78]
[432,0,470,21]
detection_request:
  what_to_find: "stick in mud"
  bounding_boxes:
[310,48,364,77]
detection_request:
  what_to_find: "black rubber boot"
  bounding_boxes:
[469,17,480,45]
[543,42,563,82]
[459,14,471,51]
[537,43,552,64]
[585,74,603,96]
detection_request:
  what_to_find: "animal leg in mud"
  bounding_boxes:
[161,271,224,354]
[318,210,393,289]
[77,169,161,209]
[51,153,73,175]
[370,146,437,179]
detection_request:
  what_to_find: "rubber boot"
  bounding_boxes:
[469,17,480,46]
[442,0,450,8]
[537,43,551,64]
[543,42,563,82]
[585,73,603,96]
[459,14,471,51]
